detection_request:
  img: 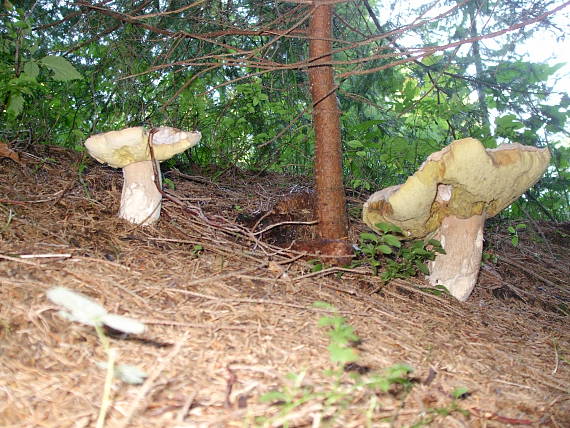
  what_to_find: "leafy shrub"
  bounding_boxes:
[356,222,445,281]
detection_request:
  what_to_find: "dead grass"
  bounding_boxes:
[0,145,569,427]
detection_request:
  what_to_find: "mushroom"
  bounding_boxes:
[362,138,550,301]
[85,126,201,225]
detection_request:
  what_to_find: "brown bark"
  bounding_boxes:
[308,2,348,240]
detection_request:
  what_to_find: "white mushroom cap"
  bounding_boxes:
[84,126,201,168]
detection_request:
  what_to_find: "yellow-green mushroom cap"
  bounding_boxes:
[363,138,550,239]
[84,126,201,168]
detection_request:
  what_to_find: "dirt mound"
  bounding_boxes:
[1,145,568,427]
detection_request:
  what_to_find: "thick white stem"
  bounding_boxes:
[119,160,162,225]
[427,214,485,301]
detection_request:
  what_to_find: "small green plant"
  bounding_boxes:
[314,301,360,366]
[410,387,471,427]
[507,223,527,246]
[191,244,204,256]
[47,287,147,428]
[357,222,403,275]
[419,284,450,296]
[356,222,445,281]
[482,250,498,264]
[349,177,372,191]
[163,177,176,190]
[382,239,445,282]
[256,302,414,427]
[450,386,470,400]
[74,159,88,175]
[309,259,325,272]
[347,205,362,219]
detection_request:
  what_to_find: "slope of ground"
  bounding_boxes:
[0,145,569,427]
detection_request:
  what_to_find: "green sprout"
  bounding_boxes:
[507,223,527,246]
[163,177,176,190]
[256,302,415,427]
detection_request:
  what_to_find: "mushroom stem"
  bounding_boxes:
[119,160,162,225]
[427,214,485,301]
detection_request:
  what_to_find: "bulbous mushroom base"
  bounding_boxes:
[119,160,162,225]
[427,214,485,301]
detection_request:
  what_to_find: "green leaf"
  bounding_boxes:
[6,93,24,117]
[346,140,363,148]
[412,248,431,256]
[318,316,340,329]
[40,55,82,81]
[416,261,429,275]
[310,260,324,272]
[327,343,358,364]
[328,323,359,345]
[260,390,289,403]
[360,232,379,243]
[427,239,443,249]
[351,179,362,188]
[385,363,413,378]
[375,222,402,234]
[163,177,175,190]
[368,364,414,391]
[420,286,443,295]
[495,114,524,137]
[435,284,449,294]
[351,119,383,132]
[451,386,470,399]
[371,377,391,392]
[313,301,337,311]
[378,244,392,254]
[23,61,40,80]
[382,234,401,248]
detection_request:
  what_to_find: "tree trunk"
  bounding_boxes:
[308,2,348,240]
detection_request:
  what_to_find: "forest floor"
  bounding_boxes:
[1,144,569,428]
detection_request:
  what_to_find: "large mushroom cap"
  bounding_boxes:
[363,138,551,238]
[85,126,201,168]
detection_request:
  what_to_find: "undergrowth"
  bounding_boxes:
[251,302,415,427]
[355,222,446,286]
[250,302,471,427]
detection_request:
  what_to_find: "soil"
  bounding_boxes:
[1,145,569,428]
